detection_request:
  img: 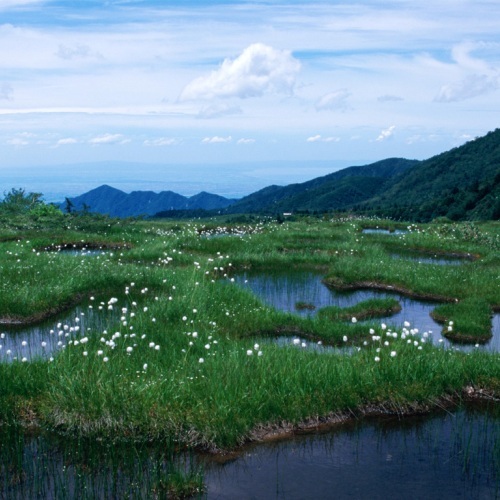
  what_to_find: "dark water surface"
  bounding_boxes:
[204,407,499,500]
[234,270,500,352]
[1,407,498,499]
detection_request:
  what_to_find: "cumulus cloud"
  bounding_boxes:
[143,138,179,147]
[306,135,340,143]
[89,133,128,145]
[315,89,351,111]
[434,74,500,102]
[0,83,13,100]
[376,125,395,142]
[197,103,242,119]
[201,136,232,144]
[237,138,255,144]
[180,43,301,101]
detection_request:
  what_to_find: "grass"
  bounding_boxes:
[0,214,499,455]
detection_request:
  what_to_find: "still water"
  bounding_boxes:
[234,270,500,352]
[1,407,498,499]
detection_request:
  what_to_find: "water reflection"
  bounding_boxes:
[234,270,500,352]
[390,253,468,266]
[0,299,123,362]
[362,228,407,235]
[204,406,499,499]
[1,407,498,499]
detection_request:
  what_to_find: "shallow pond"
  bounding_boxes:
[390,253,469,266]
[234,270,500,352]
[1,406,498,499]
[362,228,407,235]
[0,298,123,362]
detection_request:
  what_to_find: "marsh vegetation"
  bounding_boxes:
[0,207,499,496]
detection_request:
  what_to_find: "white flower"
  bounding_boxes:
[83,351,88,356]
[351,317,357,323]
[199,358,204,363]
[246,350,253,356]
[293,338,300,345]
[390,351,397,357]
[381,323,387,330]
[204,344,210,349]
[103,357,109,362]
[155,345,160,351]
[126,347,133,353]
[258,351,263,356]
[21,341,27,347]
[343,336,348,342]
[403,321,410,327]
[97,350,103,356]
[41,341,47,347]
[374,356,380,362]
[143,363,148,370]
[254,343,260,350]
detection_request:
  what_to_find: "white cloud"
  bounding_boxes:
[434,74,500,102]
[315,90,351,111]
[180,43,301,101]
[0,0,43,9]
[376,125,395,142]
[89,133,128,145]
[237,138,255,144]
[56,43,102,61]
[197,103,242,119]
[307,135,340,143]
[56,137,78,146]
[6,137,29,146]
[143,138,179,147]
[201,136,232,144]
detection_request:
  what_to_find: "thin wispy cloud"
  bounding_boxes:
[89,133,128,145]
[201,136,232,144]
[315,90,351,112]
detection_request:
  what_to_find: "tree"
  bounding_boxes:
[64,197,74,214]
[0,188,43,214]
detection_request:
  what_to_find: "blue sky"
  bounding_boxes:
[1,0,499,198]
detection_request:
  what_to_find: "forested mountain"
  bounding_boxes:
[225,129,500,221]
[361,129,500,221]
[63,185,235,217]
[226,158,419,213]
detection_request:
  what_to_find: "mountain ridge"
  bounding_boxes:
[62,185,236,217]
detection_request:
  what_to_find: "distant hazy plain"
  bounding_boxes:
[1,160,356,202]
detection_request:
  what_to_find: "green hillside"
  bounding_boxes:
[227,158,418,213]
[363,129,500,221]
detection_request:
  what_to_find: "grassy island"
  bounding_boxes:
[1,211,499,458]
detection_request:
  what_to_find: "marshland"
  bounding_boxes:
[1,210,499,498]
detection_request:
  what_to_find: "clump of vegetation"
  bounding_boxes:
[0,204,498,458]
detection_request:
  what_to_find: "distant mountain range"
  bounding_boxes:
[62,185,236,217]
[66,129,500,221]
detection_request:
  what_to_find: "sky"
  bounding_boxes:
[1,0,499,200]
